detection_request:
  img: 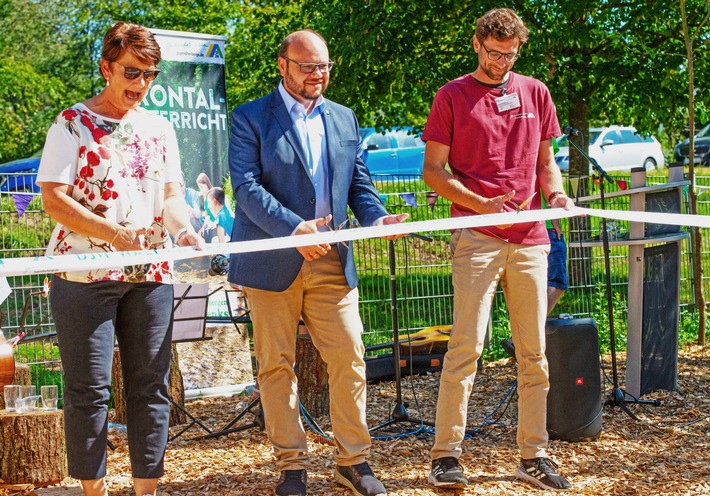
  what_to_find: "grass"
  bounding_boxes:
[1,169,709,387]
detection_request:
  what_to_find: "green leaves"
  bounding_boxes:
[2,0,710,169]
[0,58,65,161]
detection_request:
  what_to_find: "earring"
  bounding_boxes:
[106,79,110,86]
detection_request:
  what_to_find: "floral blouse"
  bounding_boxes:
[37,104,182,283]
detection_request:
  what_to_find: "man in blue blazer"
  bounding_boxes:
[227,30,407,496]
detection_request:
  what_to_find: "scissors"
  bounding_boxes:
[507,191,537,212]
[327,218,350,249]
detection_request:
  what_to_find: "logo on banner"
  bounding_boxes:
[204,43,224,60]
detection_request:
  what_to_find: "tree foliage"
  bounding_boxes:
[0,58,64,160]
[1,0,710,165]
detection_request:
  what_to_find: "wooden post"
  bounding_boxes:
[0,409,67,486]
[294,331,329,418]
[111,344,186,426]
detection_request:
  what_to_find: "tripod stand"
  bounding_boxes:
[566,131,660,419]
[191,394,265,441]
[369,237,436,434]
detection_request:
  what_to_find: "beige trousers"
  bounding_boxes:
[431,228,551,461]
[244,249,371,471]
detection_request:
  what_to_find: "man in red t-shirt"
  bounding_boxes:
[422,8,573,492]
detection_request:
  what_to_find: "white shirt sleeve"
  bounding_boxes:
[36,114,80,186]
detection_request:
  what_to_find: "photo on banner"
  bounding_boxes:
[144,28,231,319]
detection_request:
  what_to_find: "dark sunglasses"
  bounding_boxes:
[115,62,161,81]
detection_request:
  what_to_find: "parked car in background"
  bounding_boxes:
[555,126,664,173]
[0,150,41,192]
[673,122,710,166]
[360,127,425,175]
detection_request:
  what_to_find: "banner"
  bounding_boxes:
[144,29,230,318]
[144,29,229,188]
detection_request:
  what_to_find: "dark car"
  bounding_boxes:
[673,122,710,166]
[0,151,41,192]
[359,127,425,175]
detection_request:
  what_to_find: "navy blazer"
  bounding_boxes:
[227,89,387,292]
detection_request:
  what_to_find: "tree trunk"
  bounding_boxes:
[0,364,31,410]
[294,333,329,418]
[111,345,186,426]
[680,1,707,346]
[168,344,187,425]
[567,95,593,289]
[0,409,67,486]
[691,225,707,345]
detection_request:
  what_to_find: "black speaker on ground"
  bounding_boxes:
[545,316,603,442]
[502,316,603,442]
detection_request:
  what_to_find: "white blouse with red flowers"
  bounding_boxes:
[37,103,183,283]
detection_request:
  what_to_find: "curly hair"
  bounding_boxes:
[102,21,161,66]
[474,8,529,45]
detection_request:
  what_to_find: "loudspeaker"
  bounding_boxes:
[545,316,603,441]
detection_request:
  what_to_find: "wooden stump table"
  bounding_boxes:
[0,409,67,486]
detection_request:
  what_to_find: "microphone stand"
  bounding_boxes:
[369,237,436,434]
[566,133,660,419]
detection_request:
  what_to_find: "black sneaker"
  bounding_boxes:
[275,469,307,496]
[334,462,386,496]
[516,457,571,491]
[428,457,467,488]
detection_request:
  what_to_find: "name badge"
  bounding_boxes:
[495,93,521,112]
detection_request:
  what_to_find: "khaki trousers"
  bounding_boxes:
[244,249,371,470]
[431,228,551,461]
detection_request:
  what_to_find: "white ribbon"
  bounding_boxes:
[1,206,707,278]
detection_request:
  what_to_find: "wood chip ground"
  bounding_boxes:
[23,345,710,496]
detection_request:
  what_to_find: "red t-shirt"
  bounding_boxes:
[422,72,561,245]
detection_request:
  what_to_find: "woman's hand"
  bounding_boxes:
[110,226,146,251]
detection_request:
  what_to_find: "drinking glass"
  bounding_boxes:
[16,394,40,414]
[41,385,59,411]
[3,385,20,412]
[19,385,36,399]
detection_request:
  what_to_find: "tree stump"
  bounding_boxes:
[111,345,186,426]
[0,409,67,486]
[294,333,329,417]
[0,364,32,410]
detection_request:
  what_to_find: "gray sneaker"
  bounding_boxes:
[516,457,571,491]
[428,457,467,488]
[334,462,386,496]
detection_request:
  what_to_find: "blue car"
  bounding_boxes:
[0,151,41,192]
[359,127,425,175]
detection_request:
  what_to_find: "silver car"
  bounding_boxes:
[555,126,664,173]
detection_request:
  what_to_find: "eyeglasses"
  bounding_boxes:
[281,56,335,74]
[480,42,520,63]
[115,62,161,81]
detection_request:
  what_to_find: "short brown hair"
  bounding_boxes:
[474,8,529,45]
[102,22,161,65]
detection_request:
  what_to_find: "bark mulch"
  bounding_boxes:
[33,344,710,495]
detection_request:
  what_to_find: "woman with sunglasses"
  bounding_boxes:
[36,22,204,496]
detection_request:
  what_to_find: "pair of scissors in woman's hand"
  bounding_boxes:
[507,191,537,212]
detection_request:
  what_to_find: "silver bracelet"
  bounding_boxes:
[175,227,189,244]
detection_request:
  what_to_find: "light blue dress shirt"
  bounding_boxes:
[278,82,332,226]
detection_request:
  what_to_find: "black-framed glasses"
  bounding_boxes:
[115,62,161,81]
[281,56,335,74]
[480,42,520,63]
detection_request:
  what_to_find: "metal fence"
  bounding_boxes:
[2,170,709,392]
